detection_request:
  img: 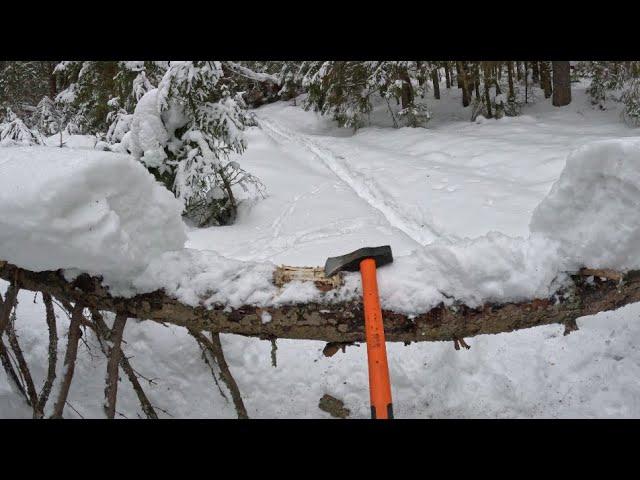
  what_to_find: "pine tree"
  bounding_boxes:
[0,108,45,146]
[128,61,264,226]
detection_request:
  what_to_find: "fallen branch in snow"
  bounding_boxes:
[2,260,639,345]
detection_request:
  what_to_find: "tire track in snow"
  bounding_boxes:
[258,116,448,246]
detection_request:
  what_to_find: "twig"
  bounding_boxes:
[0,338,27,401]
[6,310,39,413]
[51,301,84,418]
[103,313,127,419]
[189,328,249,419]
[36,293,58,417]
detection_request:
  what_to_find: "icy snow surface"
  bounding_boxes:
[0,147,186,289]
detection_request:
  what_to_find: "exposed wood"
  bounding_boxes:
[2,260,639,345]
[273,265,343,292]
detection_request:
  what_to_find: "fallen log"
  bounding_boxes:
[1,259,639,343]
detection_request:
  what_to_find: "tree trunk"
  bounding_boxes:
[482,62,493,118]
[532,61,540,84]
[399,68,414,110]
[540,61,552,98]
[516,61,523,81]
[431,69,441,99]
[552,61,572,107]
[507,61,515,102]
[444,62,451,88]
[457,62,471,107]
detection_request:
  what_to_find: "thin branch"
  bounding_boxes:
[0,338,27,401]
[50,301,84,418]
[90,309,158,419]
[36,293,58,417]
[189,328,249,419]
[103,313,127,419]
[6,311,39,414]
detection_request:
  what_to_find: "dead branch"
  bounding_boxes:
[103,313,127,419]
[0,338,27,401]
[2,260,640,344]
[35,293,58,417]
[189,328,249,419]
[89,309,158,419]
[5,311,39,414]
[51,301,84,418]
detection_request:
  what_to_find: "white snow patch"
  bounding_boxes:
[0,147,186,291]
[531,138,640,271]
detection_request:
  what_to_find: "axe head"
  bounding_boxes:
[324,245,393,277]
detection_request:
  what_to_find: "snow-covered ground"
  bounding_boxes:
[2,84,640,418]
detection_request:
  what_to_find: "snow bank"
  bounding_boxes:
[531,138,640,271]
[0,147,186,289]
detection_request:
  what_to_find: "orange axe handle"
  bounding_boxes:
[359,258,394,419]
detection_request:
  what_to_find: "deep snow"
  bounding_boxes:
[2,83,640,418]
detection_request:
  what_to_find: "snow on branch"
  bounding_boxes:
[223,62,280,85]
[2,259,638,344]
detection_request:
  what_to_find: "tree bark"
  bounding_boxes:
[399,68,414,110]
[2,260,640,346]
[482,62,493,118]
[540,61,553,98]
[444,62,451,89]
[532,61,540,84]
[552,61,572,107]
[457,62,471,107]
[103,313,127,419]
[431,69,441,99]
[51,301,84,418]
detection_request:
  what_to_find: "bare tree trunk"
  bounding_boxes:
[51,302,84,418]
[532,61,540,84]
[431,69,441,99]
[444,62,451,88]
[399,68,414,110]
[516,61,523,82]
[552,61,572,107]
[540,61,552,98]
[457,62,471,107]
[482,62,493,118]
[103,313,127,419]
[507,62,515,102]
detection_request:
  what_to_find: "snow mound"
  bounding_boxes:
[0,147,186,289]
[378,232,564,314]
[530,138,640,271]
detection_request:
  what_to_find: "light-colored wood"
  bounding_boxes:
[273,265,344,292]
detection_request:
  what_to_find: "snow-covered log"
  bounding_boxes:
[1,259,637,343]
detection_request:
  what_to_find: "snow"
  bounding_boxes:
[3,83,640,418]
[531,138,640,271]
[128,89,169,171]
[0,147,186,290]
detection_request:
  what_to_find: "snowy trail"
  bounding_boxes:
[258,115,449,246]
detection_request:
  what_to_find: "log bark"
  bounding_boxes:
[103,313,127,419]
[2,260,640,345]
[552,61,572,107]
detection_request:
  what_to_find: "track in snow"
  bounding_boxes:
[258,116,450,246]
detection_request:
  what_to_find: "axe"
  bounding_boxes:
[324,245,394,419]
